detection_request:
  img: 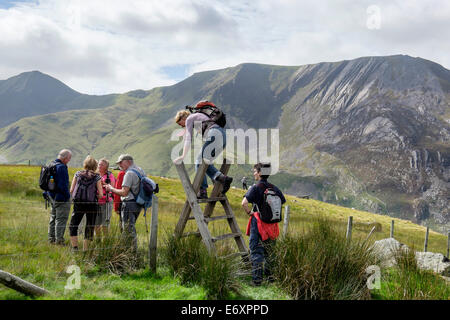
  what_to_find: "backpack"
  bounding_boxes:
[186,101,226,134]
[130,169,159,215]
[39,161,58,192]
[72,171,99,203]
[256,182,283,224]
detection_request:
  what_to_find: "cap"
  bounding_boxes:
[115,154,133,164]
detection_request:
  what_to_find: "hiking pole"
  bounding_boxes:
[105,172,111,231]
[144,211,149,234]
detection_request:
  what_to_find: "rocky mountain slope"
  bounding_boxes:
[0,55,448,231]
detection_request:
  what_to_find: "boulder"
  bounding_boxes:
[415,252,450,275]
[372,238,450,276]
[371,238,408,268]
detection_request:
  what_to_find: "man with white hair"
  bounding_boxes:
[48,149,72,245]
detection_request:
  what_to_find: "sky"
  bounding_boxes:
[0,0,449,94]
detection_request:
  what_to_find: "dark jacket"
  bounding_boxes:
[244,178,286,212]
[48,159,70,202]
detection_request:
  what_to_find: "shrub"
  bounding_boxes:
[272,217,379,300]
[79,226,145,275]
[162,233,242,299]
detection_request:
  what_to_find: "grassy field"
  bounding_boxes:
[0,164,448,300]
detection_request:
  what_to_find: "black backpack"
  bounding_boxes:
[256,182,283,224]
[39,161,58,192]
[72,171,99,203]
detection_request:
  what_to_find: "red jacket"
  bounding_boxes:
[114,170,125,213]
[246,212,279,241]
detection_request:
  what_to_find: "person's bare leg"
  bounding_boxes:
[70,236,78,248]
[83,239,91,251]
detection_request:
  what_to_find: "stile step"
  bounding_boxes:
[212,232,242,242]
[197,197,227,203]
[205,215,232,222]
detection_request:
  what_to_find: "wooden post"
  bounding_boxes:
[390,220,394,238]
[283,205,290,237]
[149,195,159,273]
[346,216,353,242]
[424,226,429,252]
[365,226,377,243]
[0,270,49,296]
[446,231,450,259]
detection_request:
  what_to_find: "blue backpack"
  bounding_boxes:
[130,169,159,216]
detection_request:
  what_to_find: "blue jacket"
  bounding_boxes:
[48,159,70,202]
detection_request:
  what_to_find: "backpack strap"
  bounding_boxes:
[130,169,143,180]
[129,168,143,200]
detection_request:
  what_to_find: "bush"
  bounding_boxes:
[163,233,242,299]
[272,217,379,300]
[79,226,145,275]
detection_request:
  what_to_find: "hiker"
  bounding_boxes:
[242,163,286,286]
[69,155,103,251]
[96,158,115,237]
[113,168,125,232]
[173,102,232,199]
[241,176,248,190]
[47,149,72,245]
[105,154,145,250]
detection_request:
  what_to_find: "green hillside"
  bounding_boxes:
[0,71,118,128]
[1,56,449,230]
[0,164,448,300]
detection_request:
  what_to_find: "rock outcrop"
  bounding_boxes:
[372,238,450,276]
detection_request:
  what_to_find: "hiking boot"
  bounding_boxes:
[56,239,67,246]
[216,174,233,194]
[71,246,79,253]
[251,280,262,287]
[197,188,208,199]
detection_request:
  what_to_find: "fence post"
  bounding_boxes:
[423,226,429,252]
[346,216,353,242]
[446,231,449,259]
[149,195,159,273]
[283,205,290,237]
[390,220,394,238]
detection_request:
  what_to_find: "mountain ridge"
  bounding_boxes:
[0,55,448,231]
[0,71,119,128]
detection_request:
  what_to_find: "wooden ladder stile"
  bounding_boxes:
[174,159,248,259]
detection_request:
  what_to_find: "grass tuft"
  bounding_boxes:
[272,216,379,300]
[162,232,242,299]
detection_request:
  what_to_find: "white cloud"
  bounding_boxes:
[0,0,449,94]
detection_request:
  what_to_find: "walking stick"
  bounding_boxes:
[105,171,111,231]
